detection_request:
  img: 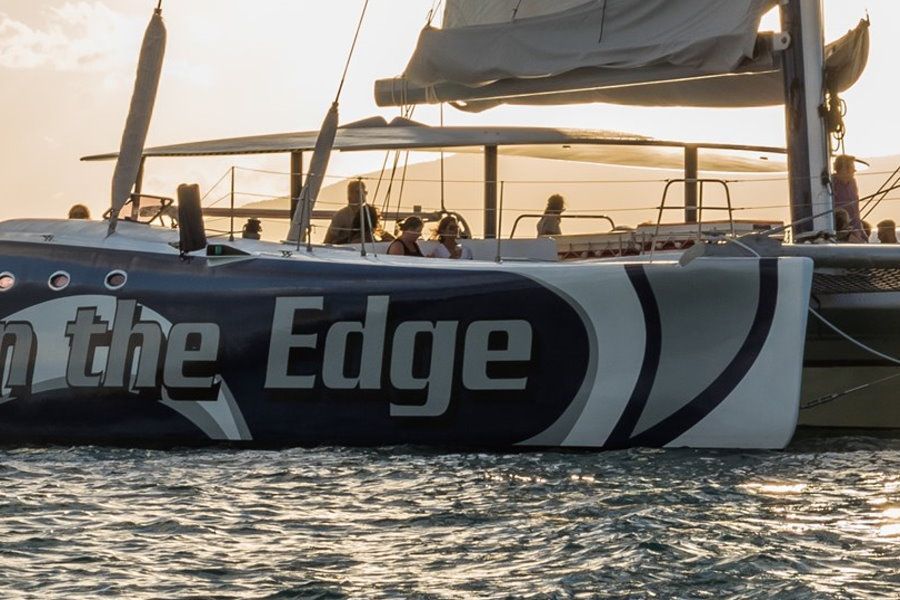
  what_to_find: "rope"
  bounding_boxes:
[861,166,900,220]
[511,0,525,21]
[597,0,608,43]
[801,307,900,410]
[370,105,417,211]
[379,105,416,219]
[334,0,370,103]
[394,150,412,224]
[200,169,233,204]
[440,103,446,212]
[808,307,900,367]
[426,0,443,26]
[801,371,900,410]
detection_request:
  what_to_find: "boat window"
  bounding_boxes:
[48,271,70,291]
[105,270,127,290]
[0,273,14,291]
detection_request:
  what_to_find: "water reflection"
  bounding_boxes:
[0,437,897,597]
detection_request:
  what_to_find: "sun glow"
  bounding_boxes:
[2,0,900,229]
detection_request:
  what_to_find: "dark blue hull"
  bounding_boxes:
[0,241,590,447]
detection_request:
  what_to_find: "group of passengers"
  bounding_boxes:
[73,156,898,246]
[832,154,898,243]
[324,180,473,259]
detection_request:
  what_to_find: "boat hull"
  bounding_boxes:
[800,291,900,428]
[0,229,812,449]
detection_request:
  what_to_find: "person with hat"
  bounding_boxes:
[832,155,866,242]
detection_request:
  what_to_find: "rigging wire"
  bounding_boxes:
[394,150,412,228]
[334,0,370,103]
[810,308,900,370]
[598,0,608,44]
[426,0,444,26]
[802,307,900,409]
[378,104,416,224]
[861,168,900,221]
[801,370,900,410]
[199,169,234,205]
[511,0,525,22]
[439,103,446,212]
[371,106,417,211]
[370,151,393,208]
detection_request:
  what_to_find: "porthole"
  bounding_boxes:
[48,271,70,291]
[105,270,127,290]
[0,272,14,291]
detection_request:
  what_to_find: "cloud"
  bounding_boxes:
[0,2,140,71]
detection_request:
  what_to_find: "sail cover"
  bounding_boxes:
[375,0,869,110]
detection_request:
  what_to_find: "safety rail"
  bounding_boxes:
[508,214,617,238]
[141,164,796,262]
[654,178,736,242]
[103,193,176,227]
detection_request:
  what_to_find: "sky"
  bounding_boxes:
[1,0,899,224]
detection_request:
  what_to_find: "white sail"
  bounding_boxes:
[442,0,590,28]
[406,0,776,88]
[374,1,868,110]
[448,20,869,112]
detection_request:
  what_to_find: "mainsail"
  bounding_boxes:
[374,0,868,110]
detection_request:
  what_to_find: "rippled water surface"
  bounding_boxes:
[2,435,899,598]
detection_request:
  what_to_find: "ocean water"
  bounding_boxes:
[1,434,899,599]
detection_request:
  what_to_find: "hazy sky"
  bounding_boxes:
[1,0,898,221]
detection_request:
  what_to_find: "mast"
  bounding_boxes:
[780,0,832,236]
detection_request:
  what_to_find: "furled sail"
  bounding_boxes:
[108,7,166,235]
[374,1,869,110]
[287,102,339,242]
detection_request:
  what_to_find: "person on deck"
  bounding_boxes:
[347,204,386,243]
[387,217,424,256]
[832,155,866,242]
[878,219,898,243]
[536,194,565,236]
[429,216,473,259]
[324,180,367,244]
[68,204,90,219]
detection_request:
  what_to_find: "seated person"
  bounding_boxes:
[387,217,424,256]
[878,219,898,244]
[429,216,473,259]
[347,204,379,244]
[324,180,366,244]
[536,194,565,236]
[834,209,851,242]
[68,204,90,219]
[242,218,262,240]
[835,209,866,243]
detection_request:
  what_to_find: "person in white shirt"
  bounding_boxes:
[429,216,473,259]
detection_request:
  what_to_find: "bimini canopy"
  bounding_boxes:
[81,116,786,172]
[374,0,869,110]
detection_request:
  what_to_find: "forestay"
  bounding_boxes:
[374,0,868,110]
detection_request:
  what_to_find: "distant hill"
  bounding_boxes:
[236,153,900,241]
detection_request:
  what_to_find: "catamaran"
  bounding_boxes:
[0,0,890,447]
